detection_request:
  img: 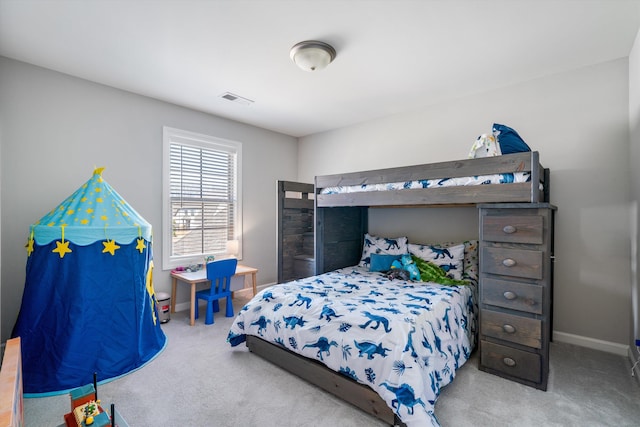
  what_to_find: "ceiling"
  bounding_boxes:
[1,0,639,138]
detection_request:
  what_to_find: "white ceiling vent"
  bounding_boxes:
[219,92,254,106]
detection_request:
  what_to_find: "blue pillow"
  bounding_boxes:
[369,253,403,272]
[493,123,531,154]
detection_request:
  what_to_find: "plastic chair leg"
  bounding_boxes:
[213,299,220,313]
[225,296,234,317]
[195,300,199,319]
[205,300,214,325]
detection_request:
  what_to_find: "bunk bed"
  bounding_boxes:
[228,151,550,427]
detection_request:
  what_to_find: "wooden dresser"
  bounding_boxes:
[478,203,556,390]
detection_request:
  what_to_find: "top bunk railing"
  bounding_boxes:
[315,151,548,207]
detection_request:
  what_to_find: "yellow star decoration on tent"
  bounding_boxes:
[52,225,72,259]
[26,237,35,256]
[53,240,72,258]
[25,229,36,256]
[136,238,146,253]
[102,239,120,256]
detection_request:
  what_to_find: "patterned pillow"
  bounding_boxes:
[461,240,479,285]
[408,242,465,280]
[419,240,479,285]
[360,234,408,267]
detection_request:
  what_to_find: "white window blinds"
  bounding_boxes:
[163,127,242,268]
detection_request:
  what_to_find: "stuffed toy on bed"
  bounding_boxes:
[389,254,421,281]
[468,133,500,158]
[385,268,410,281]
[411,255,469,286]
[468,123,531,158]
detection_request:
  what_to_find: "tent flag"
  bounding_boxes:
[12,168,166,395]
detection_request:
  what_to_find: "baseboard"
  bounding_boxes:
[174,301,191,313]
[553,330,629,356]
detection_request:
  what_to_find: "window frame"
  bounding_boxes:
[162,126,242,270]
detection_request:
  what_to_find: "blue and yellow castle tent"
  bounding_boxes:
[12,168,166,395]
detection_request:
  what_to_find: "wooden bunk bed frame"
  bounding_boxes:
[316,150,548,207]
[248,151,549,427]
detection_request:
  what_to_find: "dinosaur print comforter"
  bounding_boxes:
[227,266,477,427]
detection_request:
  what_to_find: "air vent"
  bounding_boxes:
[219,92,254,106]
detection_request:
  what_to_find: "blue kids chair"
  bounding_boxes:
[195,258,238,325]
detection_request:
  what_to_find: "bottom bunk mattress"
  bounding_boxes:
[227,265,477,427]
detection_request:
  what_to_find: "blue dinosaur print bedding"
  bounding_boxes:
[319,171,531,195]
[228,266,477,427]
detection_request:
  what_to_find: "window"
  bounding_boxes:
[162,127,242,269]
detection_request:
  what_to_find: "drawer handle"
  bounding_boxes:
[502,258,517,267]
[503,357,517,367]
[503,225,517,234]
[503,291,517,300]
[502,324,516,334]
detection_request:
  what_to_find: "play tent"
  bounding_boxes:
[12,168,166,395]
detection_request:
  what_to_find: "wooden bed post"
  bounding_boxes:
[543,168,551,203]
[315,205,367,274]
[277,181,315,282]
[529,151,540,203]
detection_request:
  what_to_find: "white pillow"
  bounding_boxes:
[436,240,479,285]
[408,242,465,280]
[360,233,408,267]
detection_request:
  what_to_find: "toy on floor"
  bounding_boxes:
[63,373,113,427]
[73,400,109,427]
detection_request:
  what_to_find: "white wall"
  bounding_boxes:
[300,58,632,350]
[0,57,298,342]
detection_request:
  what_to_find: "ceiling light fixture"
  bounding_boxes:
[290,40,336,72]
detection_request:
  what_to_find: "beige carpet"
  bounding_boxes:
[23,295,640,426]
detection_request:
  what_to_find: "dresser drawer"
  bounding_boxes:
[481,309,542,349]
[482,278,543,314]
[481,247,543,279]
[481,340,541,383]
[482,215,543,244]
